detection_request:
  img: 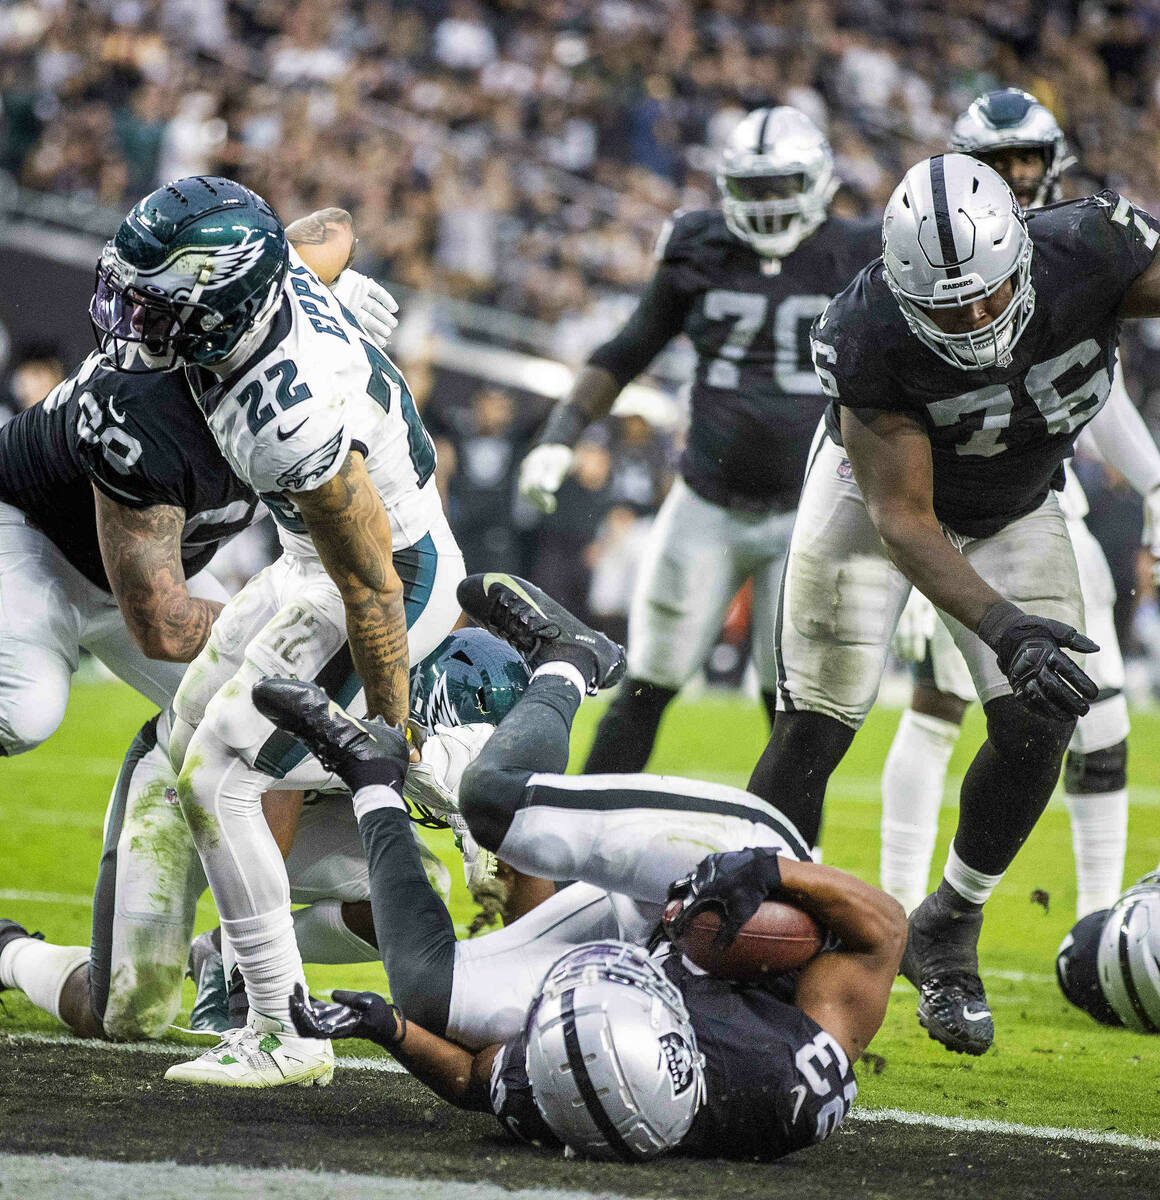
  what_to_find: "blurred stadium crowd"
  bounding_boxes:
[2,0,1160,689]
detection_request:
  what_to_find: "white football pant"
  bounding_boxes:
[171,521,463,1025]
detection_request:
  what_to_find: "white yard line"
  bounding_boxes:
[4,1031,1157,1152]
[849,1107,1160,1152]
[0,888,93,906]
[0,1154,640,1200]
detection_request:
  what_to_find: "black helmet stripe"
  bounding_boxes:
[1117,902,1159,1033]
[560,987,637,1161]
[929,155,963,277]
[756,106,773,153]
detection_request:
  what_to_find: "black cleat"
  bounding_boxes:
[900,891,993,1056]
[0,919,43,991]
[252,677,409,794]
[456,573,625,694]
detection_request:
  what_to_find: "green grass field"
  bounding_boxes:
[3,678,1159,1141]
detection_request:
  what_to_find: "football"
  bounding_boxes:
[663,898,824,982]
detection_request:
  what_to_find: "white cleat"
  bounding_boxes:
[164,1020,335,1088]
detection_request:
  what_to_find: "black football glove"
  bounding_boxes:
[977,601,1098,722]
[290,983,405,1049]
[665,847,786,949]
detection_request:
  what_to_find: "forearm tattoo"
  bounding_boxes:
[94,494,222,662]
[295,453,410,724]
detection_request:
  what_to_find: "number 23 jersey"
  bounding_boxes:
[187,249,444,557]
[817,191,1160,538]
[489,951,856,1161]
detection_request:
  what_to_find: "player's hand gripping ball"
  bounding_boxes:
[663,848,822,982]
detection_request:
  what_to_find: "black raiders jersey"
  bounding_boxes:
[589,208,880,509]
[818,191,1160,538]
[0,352,259,591]
[489,949,856,1162]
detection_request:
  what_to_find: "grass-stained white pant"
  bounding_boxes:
[171,521,463,1024]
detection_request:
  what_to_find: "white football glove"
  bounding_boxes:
[403,721,494,821]
[1144,485,1160,583]
[518,443,575,514]
[330,269,399,348]
[892,589,937,663]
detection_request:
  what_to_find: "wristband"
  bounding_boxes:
[975,599,1021,650]
[539,401,589,449]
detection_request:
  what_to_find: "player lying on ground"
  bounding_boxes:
[91,177,466,1086]
[880,89,1160,921]
[0,210,399,1039]
[1056,868,1160,1034]
[253,572,905,1160]
[748,153,1160,1058]
[0,629,526,1041]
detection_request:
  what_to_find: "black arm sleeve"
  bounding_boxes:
[587,263,691,387]
[357,804,457,1036]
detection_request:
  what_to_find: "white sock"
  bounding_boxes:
[220,906,303,1027]
[352,782,405,822]
[292,899,379,965]
[881,709,960,912]
[531,661,586,697]
[0,938,89,1022]
[1065,788,1127,919]
[943,844,1004,907]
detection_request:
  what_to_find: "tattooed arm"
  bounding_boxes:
[286,207,356,286]
[94,488,223,662]
[294,449,410,724]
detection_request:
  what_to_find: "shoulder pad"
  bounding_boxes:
[247,394,351,494]
[657,209,732,263]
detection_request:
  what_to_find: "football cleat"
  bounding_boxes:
[252,677,409,794]
[901,891,993,1056]
[187,931,230,1034]
[456,573,625,694]
[0,919,43,990]
[164,1018,334,1088]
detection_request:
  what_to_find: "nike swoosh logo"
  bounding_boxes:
[963,1008,992,1021]
[276,418,309,441]
[482,572,545,616]
[327,699,367,733]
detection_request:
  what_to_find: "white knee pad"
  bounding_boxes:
[0,667,69,755]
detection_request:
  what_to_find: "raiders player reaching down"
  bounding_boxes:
[518,108,879,773]
[747,153,1160,1057]
[91,176,463,1087]
[0,213,406,1040]
[881,90,1160,919]
[254,573,904,1161]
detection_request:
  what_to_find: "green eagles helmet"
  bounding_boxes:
[90,175,288,372]
[409,628,530,735]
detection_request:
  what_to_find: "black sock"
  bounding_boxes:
[746,711,855,846]
[343,745,407,795]
[358,804,456,1036]
[583,678,676,773]
[953,695,1072,876]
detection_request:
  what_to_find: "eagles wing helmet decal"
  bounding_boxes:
[197,236,270,290]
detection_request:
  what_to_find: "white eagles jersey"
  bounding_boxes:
[187,248,442,558]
